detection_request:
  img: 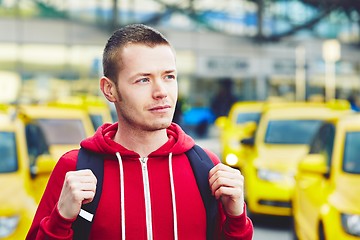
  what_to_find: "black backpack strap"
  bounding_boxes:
[72,148,104,240]
[186,144,218,240]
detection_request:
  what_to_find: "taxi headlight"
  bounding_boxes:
[341,213,360,237]
[257,169,284,182]
[225,153,238,166]
[0,215,20,238]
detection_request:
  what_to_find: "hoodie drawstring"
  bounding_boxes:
[168,152,178,240]
[115,152,179,240]
[116,152,126,240]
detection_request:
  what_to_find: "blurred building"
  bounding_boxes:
[0,0,359,106]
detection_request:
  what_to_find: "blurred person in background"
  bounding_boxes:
[26,24,253,239]
[172,94,185,125]
[211,78,238,118]
[347,94,360,112]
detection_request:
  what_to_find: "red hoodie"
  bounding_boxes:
[26,123,253,240]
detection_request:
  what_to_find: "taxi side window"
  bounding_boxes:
[0,132,18,173]
[25,123,49,167]
[309,123,335,170]
[89,114,103,130]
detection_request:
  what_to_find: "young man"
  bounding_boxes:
[26,24,253,239]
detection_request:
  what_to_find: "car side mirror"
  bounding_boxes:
[298,154,329,176]
[243,121,257,136]
[240,137,255,147]
[31,154,56,177]
[215,116,229,129]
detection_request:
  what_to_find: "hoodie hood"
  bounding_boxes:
[80,122,195,157]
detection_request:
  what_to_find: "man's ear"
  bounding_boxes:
[100,76,117,102]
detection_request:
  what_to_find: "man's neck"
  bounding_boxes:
[113,125,169,157]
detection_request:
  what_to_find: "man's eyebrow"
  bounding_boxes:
[132,69,176,78]
[133,72,151,77]
[164,69,176,74]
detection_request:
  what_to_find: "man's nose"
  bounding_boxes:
[152,80,168,99]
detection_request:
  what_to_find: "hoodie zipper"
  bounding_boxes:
[139,157,153,240]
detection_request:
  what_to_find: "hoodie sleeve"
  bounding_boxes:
[26,150,78,240]
[204,149,254,240]
[217,203,254,240]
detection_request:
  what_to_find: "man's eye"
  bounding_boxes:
[137,78,149,83]
[165,75,176,80]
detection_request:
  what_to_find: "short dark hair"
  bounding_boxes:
[103,24,171,83]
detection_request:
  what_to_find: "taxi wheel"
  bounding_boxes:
[318,222,326,240]
[245,199,254,219]
[290,217,299,240]
[290,205,299,240]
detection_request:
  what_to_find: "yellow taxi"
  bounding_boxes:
[0,104,55,239]
[18,104,95,161]
[47,95,114,130]
[292,114,360,240]
[215,101,263,169]
[240,101,351,217]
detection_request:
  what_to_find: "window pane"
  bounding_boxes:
[343,132,360,174]
[37,119,87,145]
[0,132,18,173]
[235,112,261,124]
[90,114,103,130]
[265,120,323,144]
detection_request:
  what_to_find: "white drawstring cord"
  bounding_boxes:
[116,152,178,240]
[168,152,178,240]
[116,152,126,240]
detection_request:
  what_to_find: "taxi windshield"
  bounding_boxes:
[236,112,261,124]
[343,132,360,174]
[265,120,323,144]
[37,119,87,145]
[0,132,18,173]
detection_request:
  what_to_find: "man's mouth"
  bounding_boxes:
[149,105,171,112]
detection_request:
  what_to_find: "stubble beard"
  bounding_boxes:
[120,109,172,132]
[115,88,173,132]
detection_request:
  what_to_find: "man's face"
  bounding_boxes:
[114,44,178,132]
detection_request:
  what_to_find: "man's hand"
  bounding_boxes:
[57,169,97,219]
[209,163,244,216]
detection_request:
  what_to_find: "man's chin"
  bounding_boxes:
[148,120,172,131]
[156,122,172,130]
